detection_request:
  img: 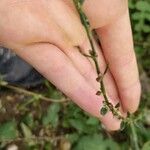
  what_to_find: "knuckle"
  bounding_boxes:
[68,25,87,47]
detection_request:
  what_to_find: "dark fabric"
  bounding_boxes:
[0,47,44,87]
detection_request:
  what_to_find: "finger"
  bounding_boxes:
[96,10,141,113]
[14,43,121,130]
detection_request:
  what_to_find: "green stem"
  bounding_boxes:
[0,81,67,103]
[0,135,63,143]
[130,120,140,150]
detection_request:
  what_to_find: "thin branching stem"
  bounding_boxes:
[73,0,123,120]
[0,135,63,143]
[0,81,67,103]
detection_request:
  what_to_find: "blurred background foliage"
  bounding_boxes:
[129,0,150,76]
[0,0,150,150]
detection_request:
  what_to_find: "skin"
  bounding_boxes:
[0,0,141,131]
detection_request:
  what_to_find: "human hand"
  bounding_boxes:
[0,0,141,130]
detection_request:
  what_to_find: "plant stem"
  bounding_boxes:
[0,81,67,103]
[130,120,140,150]
[0,135,63,143]
[73,0,123,120]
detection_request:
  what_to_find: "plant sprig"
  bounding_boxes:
[73,0,123,120]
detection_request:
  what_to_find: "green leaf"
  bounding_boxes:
[69,119,85,132]
[136,1,150,12]
[67,133,79,144]
[73,134,120,150]
[143,25,150,33]
[22,113,34,128]
[86,117,99,126]
[45,142,53,150]
[100,107,108,116]
[44,81,63,99]
[132,12,145,20]
[129,1,135,9]
[20,123,36,146]
[145,13,150,20]
[135,23,144,32]
[21,123,33,138]
[142,141,150,150]
[73,134,104,150]
[42,103,60,127]
[0,121,18,140]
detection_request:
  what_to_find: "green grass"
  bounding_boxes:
[0,0,150,149]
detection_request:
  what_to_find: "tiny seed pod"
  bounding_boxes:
[96,75,102,82]
[89,50,94,56]
[115,103,120,109]
[102,101,107,105]
[96,91,101,96]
